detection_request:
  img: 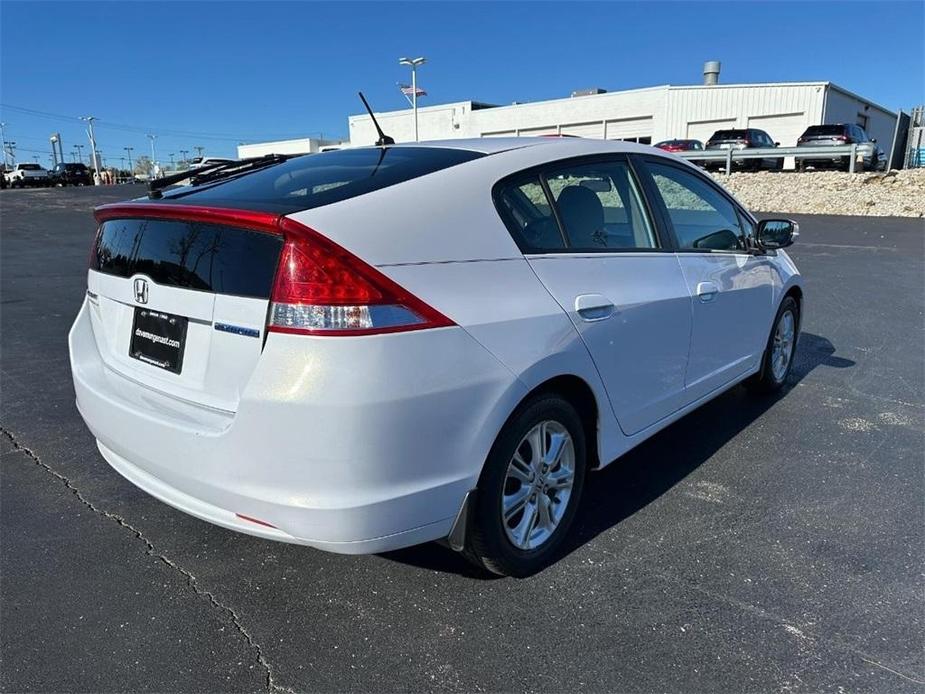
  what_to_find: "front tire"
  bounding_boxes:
[464,394,587,577]
[747,296,799,394]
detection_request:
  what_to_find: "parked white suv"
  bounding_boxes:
[5,162,50,187]
[70,138,803,576]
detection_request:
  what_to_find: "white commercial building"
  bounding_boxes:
[236,136,345,159]
[348,77,897,168]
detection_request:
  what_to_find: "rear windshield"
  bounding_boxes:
[166,146,485,213]
[803,125,847,136]
[19,164,42,170]
[709,130,747,141]
[92,219,283,299]
[65,163,88,171]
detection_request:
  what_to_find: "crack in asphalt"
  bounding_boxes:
[0,426,295,694]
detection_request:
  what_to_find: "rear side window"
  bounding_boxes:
[544,161,656,250]
[645,162,745,252]
[92,219,284,298]
[495,158,657,252]
[169,147,485,214]
[495,177,565,251]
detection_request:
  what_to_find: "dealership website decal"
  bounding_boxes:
[134,328,180,350]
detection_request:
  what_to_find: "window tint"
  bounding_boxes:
[495,176,565,251]
[92,219,284,298]
[805,125,846,137]
[543,161,657,250]
[169,147,485,214]
[710,130,747,141]
[19,164,42,171]
[647,162,745,252]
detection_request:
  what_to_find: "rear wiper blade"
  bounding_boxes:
[147,154,294,199]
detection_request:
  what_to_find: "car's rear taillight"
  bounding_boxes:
[834,135,849,142]
[268,217,454,336]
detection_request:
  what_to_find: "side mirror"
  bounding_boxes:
[774,142,780,146]
[758,219,799,249]
[870,138,877,143]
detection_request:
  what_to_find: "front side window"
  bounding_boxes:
[646,162,745,252]
[543,160,657,250]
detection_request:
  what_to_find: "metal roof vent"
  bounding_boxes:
[703,61,721,85]
[571,88,607,97]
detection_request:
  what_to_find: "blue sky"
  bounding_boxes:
[2,1,922,165]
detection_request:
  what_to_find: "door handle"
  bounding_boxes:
[575,294,614,321]
[696,281,719,303]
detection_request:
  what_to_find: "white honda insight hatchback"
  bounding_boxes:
[69,137,802,576]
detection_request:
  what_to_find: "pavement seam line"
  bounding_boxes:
[1,426,296,694]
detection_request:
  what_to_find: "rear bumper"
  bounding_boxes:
[69,299,524,553]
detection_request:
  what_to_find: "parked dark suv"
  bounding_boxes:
[796,124,884,172]
[704,128,782,171]
[51,162,93,186]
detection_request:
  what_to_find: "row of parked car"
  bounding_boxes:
[1,161,94,188]
[654,123,887,172]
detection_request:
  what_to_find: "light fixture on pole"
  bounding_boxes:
[399,56,427,142]
[80,116,101,185]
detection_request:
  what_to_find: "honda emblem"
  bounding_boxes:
[133,278,149,305]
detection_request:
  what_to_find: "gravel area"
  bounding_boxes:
[712,169,925,218]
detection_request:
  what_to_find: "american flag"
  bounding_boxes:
[398,83,427,97]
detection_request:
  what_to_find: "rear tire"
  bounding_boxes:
[464,394,587,577]
[746,296,799,394]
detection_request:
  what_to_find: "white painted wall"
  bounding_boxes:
[345,82,897,169]
[823,87,896,151]
[237,137,345,159]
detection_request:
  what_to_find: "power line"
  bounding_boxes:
[0,103,326,142]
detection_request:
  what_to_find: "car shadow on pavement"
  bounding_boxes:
[381,333,854,578]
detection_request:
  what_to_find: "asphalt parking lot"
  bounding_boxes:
[1,185,923,693]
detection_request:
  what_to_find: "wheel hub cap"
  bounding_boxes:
[501,420,576,551]
[771,310,795,382]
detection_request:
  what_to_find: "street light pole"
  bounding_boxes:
[75,143,85,164]
[194,145,204,159]
[80,116,101,185]
[147,134,158,178]
[399,56,427,142]
[179,149,189,169]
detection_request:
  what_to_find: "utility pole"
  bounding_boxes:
[399,56,427,142]
[75,143,85,164]
[124,146,134,174]
[194,145,204,159]
[169,152,175,169]
[0,122,8,168]
[80,116,101,185]
[5,141,16,165]
[146,134,158,178]
[71,149,78,162]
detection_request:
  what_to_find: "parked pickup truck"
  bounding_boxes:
[5,163,51,187]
